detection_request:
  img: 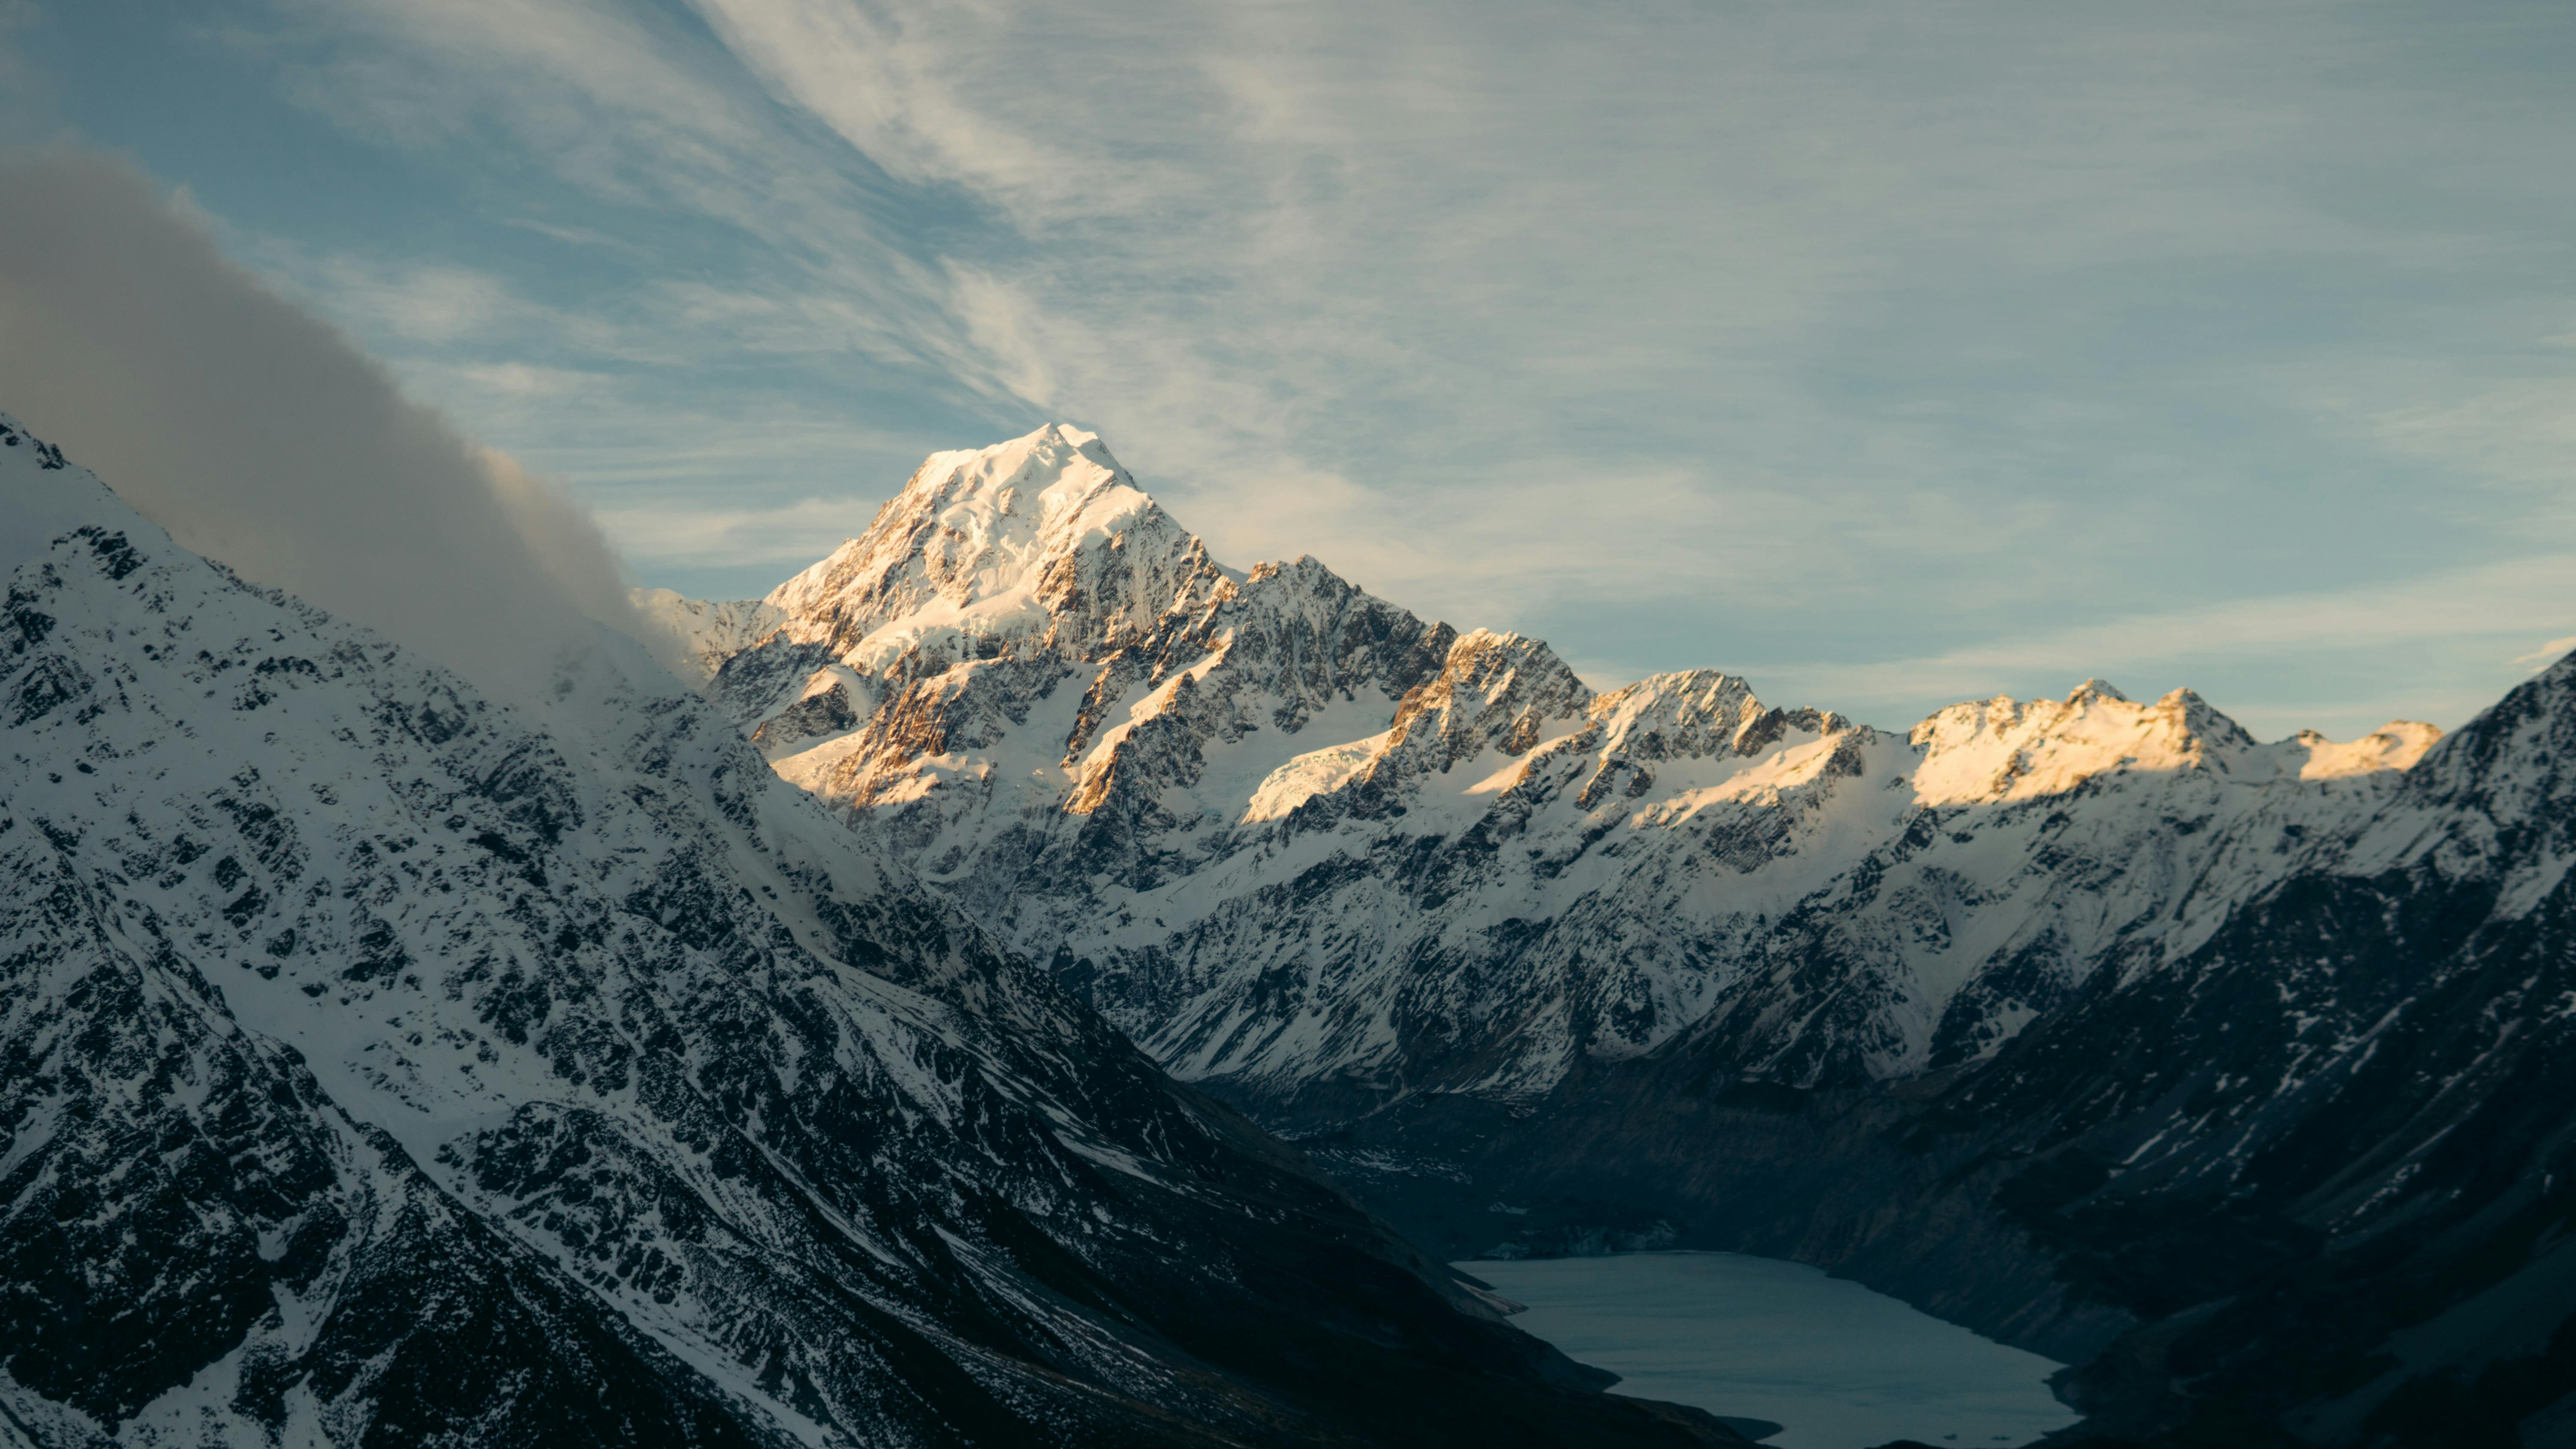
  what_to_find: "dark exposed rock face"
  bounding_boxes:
[0,415,1745,1448]
[747,680,858,750]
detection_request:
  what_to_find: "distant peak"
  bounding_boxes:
[2066,678,2130,705]
[755,425,1211,662]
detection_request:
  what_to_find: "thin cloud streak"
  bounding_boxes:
[39,0,2576,735]
[667,0,2576,613]
[2513,634,2576,670]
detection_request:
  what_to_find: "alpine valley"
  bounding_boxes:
[0,413,1754,1449]
[653,424,2576,1449]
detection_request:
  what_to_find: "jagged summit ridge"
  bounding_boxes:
[1910,678,2436,806]
[658,426,2445,1106]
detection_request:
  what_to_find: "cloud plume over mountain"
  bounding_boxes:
[0,147,638,694]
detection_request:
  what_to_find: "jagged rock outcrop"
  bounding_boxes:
[0,413,1744,1449]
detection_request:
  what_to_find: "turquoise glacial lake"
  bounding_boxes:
[1460,1252,2080,1449]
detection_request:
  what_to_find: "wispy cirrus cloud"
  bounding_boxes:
[15,0,2576,730]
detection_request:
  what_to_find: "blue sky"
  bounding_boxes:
[8,0,2576,736]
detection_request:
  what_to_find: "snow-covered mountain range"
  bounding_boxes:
[659,424,2576,1447]
[17,398,2558,1446]
[656,425,2442,1114]
[0,414,1743,1449]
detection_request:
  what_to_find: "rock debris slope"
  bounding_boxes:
[0,413,1741,1449]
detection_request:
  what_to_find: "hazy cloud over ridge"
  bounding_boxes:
[0,148,640,695]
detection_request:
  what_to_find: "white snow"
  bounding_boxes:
[661,425,2458,1097]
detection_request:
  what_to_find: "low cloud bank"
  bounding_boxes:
[0,148,641,695]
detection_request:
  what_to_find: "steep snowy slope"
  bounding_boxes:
[0,413,1742,1449]
[672,426,2437,1118]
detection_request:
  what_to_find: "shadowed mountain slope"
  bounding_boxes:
[0,412,1742,1449]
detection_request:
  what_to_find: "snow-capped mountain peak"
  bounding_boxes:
[666,428,2454,1102]
[754,423,1235,677]
[1377,628,1593,773]
[1904,679,2366,805]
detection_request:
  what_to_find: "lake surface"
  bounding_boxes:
[1461,1252,2079,1449]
